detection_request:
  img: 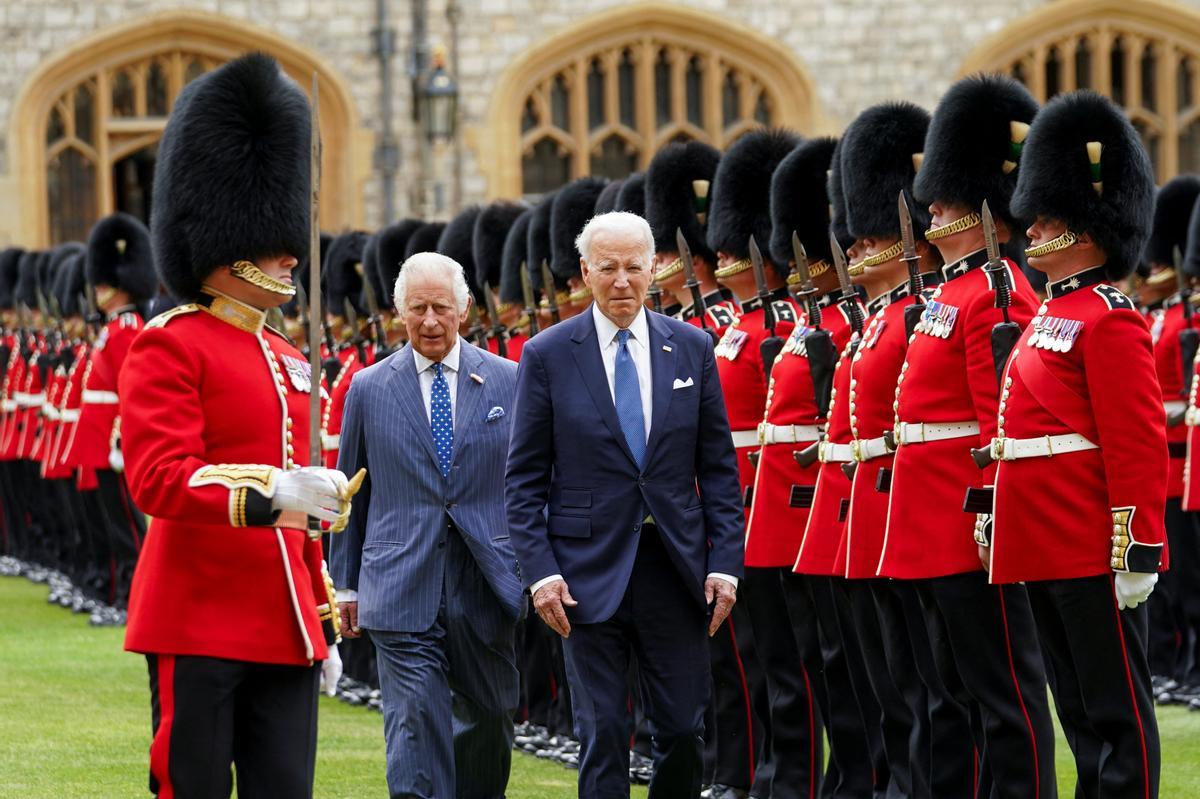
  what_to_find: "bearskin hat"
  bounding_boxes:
[708,128,800,274]
[404,221,447,262]
[324,231,369,317]
[0,249,25,310]
[375,219,422,294]
[474,201,528,291]
[48,243,85,308]
[151,53,311,301]
[360,232,387,312]
[913,74,1039,229]
[1182,189,1200,278]
[438,206,485,305]
[14,251,44,310]
[828,139,850,247]
[1146,176,1200,268]
[526,192,559,293]
[769,137,839,270]
[594,180,624,216]
[645,141,720,264]
[615,173,646,216]
[499,209,533,305]
[1011,90,1154,281]
[841,102,932,242]
[53,246,87,318]
[86,213,157,301]
[551,178,608,281]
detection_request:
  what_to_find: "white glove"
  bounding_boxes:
[108,448,124,473]
[1114,571,1158,611]
[270,467,349,523]
[320,644,342,697]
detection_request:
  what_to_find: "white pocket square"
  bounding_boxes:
[672,377,694,390]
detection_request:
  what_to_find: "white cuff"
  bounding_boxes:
[530,574,564,595]
[335,589,358,602]
[707,572,739,589]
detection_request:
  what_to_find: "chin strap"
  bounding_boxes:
[925,212,982,241]
[231,259,296,297]
[1025,230,1078,258]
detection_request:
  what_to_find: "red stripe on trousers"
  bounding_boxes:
[1108,575,1152,799]
[997,585,1041,799]
[726,615,756,783]
[150,655,176,799]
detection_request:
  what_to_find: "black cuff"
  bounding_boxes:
[241,489,281,527]
[322,616,339,647]
[1119,542,1163,574]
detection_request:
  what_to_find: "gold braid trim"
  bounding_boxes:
[856,241,905,268]
[321,561,341,639]
[229,487,249,527]
[568,286,593,303]
[924,212,982,241]
[654,258,684,283]
[1025,230,1078,258]
[1110,506,1133,571]
[230,260,296,297]
[190,464,279,498]
[714,258,753,279]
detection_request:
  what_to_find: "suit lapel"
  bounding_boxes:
[570,312,638,468]
[644,313,676,464]
[389,344,441,470]
[451,342,486,465]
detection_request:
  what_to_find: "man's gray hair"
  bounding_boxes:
[393,251,472,314]
[574,211,655,265]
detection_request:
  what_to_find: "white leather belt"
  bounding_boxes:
[1,400,15,413]
[59,409,80,423]
[731,429,759,449]
[851,435,891,462]
[14,391,45,408]
[894,420,980,445]
[989,433,1098,461]
[321,433,341,450]
[758,422,823,445]
[41,404,60,420]
[1165,400,1187,415]
[818,440,855,463]
[82,389,119,405]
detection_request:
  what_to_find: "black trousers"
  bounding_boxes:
[1148,498,1196,680]
[96,468,145,606]
[706,598,765,791]
[916,572,1057,799]
[1028,575,1160,799]
[146,654,320,799]
[743,567,825,799]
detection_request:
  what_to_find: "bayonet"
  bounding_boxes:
[793,231,837,418]
[899,191,927,339]
[466,302,486,348]
[360,265,388,353]
[482,284,508,359]
[343,298,368,365]
[540,260,560,324]
[791,232,820,327]
[830,232,865,334]
[520,263,539,336]
[749,236,775,337]
[677,228,709,329]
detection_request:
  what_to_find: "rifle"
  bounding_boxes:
[343,298,369,366]
[677,228,718,346]
[792,232,837,418]
[360,263,390,359]
[483,284,508,359]
[1177,245,1198,406]
[520,263,539,336]
[750,236,785,381]
[647,283,663,314]
[540,260,561,325]
[898,191,927,340]
[295,281,312,356]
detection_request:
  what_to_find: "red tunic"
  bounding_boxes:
[1149,300,1198,498]
[486,331,528,363]
[746,298,853,567]
[47,342,88,480]
[14,338,47,460]
[991,270,1168,583]
[321,349,366,469]
[121,294,331,666]
[878,252,1038,579]
[0,342,25,461]
[63,311,142,471]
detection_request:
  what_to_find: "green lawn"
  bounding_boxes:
[0,574,1196,797]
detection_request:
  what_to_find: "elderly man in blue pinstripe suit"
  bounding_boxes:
[330,251,525,799]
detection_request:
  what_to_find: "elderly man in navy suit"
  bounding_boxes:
[330,252,524,799]
[506,211,745,798]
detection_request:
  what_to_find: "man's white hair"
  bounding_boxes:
[575,211,656,265]
[393,251,472,313]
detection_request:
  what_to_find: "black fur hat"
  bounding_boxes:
[438,206,485,304]
[324,231,369,317]
[1147,176,1200,267]
[86,213,157,301]
[707,129,801,271]
[360,232,387,312]
[151,53,311,301]
[615,173,646,216]
[828,138,850,246]
[913,74,1039,228]
[645,141,720,263]
[841,102,932,241]
[14,251,43,309]
[769,137,839,269]
[594,180,624,215]
[54,247,88,317]
[376,219,422,293]
[551,178,608,281]
[499,210,534,305]
[48,243,85,310]
[404,221,447,261]
[0,249,25,310]
[474,201,528,291]
[1011,90,1154,281]
[527,192,559,293]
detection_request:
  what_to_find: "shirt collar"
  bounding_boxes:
[592,302,649,346]
[1046,265,1108,299]
[413,336,462,374]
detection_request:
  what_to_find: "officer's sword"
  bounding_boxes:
[792,232,836,419]
[307,74,323,486]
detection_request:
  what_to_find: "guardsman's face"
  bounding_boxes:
[1025,216,1070,271]
[403,272,468,361]
[581,229,651,328]
[653,250,685,292]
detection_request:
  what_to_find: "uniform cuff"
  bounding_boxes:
[234,488,281,527]
[1110,506,1163,573]
[707,572,739,589]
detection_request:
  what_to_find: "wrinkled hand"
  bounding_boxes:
[339,601,360,639]
[706,576,737,637]
[320,644,342,697]
[271,467,347,523]
[1114,571,1158,611]
[533,579,577,639]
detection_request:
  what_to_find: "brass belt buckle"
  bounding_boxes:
[851,439,863,462]
[991,437,1006,462]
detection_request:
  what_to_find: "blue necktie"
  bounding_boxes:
[430,362,454,477]
[614,329,646,468]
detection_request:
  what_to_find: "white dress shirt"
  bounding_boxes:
[529,306,737,596]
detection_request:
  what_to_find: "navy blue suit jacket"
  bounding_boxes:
[505,307,744,625]
[330,341,525,632]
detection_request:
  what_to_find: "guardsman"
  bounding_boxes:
[473,201,530,362]
[374,219,423,351]
[1141,176,1200,702]
[551,179,609,318]
[438,206,487,345]
[992,88,1164,798]
[120,53,353,798]
[0,248,24,561]
[498,210,535,359]
[645,142,740,334]
[708,128,812,799]
[876,74,1057,798]
[320,231,370,470]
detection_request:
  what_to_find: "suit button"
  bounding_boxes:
[438,539,446,548]
[633,523,641,533]
[638,478,646,486]
[445,501,455,509]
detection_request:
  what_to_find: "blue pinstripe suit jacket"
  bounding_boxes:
[329,340,525,633]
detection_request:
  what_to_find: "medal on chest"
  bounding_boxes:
[783,325,813,356]
[716,327,750,360]
[1027,316,1084,352]
[863,318,887,349]
[280,354,313,393]
[1150,311,1165,345]
[916,300,959,339]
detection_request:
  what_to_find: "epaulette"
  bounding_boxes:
[144,303,202,329]
[1093,285,1135,311]
[264,324,291,343]
[771,299,797,325]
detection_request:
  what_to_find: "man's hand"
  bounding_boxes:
[706,575,737,636]
[533,579,577,638]
[338,601,360,638]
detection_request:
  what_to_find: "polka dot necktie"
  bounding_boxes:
[614,329,646,469]
[431,362,454,477]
